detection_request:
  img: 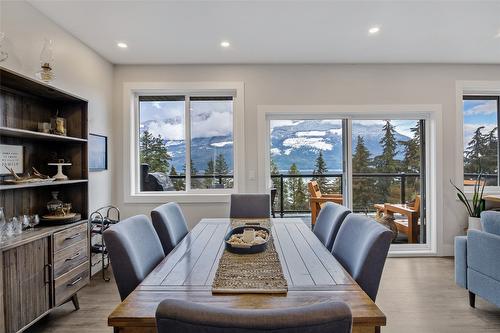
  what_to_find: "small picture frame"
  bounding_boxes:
[89,133,107,171]
[0,144,24,175]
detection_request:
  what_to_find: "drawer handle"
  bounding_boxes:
[65,252,81,262]
[67,276,83,287]
[65,234,80,241]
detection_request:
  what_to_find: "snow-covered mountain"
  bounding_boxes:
[270,120,412,172]
[141,119,413,174]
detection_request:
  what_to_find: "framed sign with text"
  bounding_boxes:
[0,144,24,175]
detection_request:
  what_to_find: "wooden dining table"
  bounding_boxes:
[108,218,386,333]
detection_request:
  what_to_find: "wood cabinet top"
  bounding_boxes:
[0,220,87,252]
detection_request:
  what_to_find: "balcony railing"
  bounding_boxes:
[270,173,420,217]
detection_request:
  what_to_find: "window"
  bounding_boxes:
[269,119,344,215]
[138,95,234,192]
[463,96,500,187]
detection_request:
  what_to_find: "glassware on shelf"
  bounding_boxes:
[20,214,30,230]
[47,191,63,214]
[12,217,22,235]
[30,214,40,229]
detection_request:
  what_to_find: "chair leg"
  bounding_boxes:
[469,291,475,308]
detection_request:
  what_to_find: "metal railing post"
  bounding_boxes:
[400,173,406,204]
[280,175,284,218]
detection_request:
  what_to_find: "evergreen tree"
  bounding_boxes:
[373,121,398,203]
[189,159,201,189]
[374,121,399,172]
[204,160,215,188]
[140,130,171,173]
[215,154,230,188]
[286,163,307,211]
[169,166,185,191]
[464,126,487,174]
[271,159,288,212]
[312,151,330,191]
[352,136,375,212]
[399,122,422,202]
[482,127,498,176]
[400,122,421,173]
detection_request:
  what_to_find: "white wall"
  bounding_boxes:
[0,1,114,212]
[114,64,500,255]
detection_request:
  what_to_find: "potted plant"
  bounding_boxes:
[451,174,486,230]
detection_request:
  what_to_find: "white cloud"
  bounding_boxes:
[283,137,333,151]
[296,131,326,137]
[464,100,497,117]
[270,120,304,131]
[320,120,342,125]
[210,141,233,148]
[147,121,184,140]
[191,110,233,138]
[270,148,281,156]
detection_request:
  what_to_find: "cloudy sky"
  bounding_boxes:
[463,99,498,148]
[140,99,233,141]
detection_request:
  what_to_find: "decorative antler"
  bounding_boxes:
[2,164,22,180]
[32,167,50,179]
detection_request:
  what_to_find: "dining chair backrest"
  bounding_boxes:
[230,194,271,219]
[156,299,352,333]
[313,202,351,251]
[151,202,189,255]
[103,214,165,301]
[331,214,393,301]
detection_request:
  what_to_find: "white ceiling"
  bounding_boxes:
[29,0,500,65]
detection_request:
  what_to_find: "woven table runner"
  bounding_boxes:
[211,219,288,294]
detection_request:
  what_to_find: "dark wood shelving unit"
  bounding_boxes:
[0,66,88,218]
[0,67,90,333]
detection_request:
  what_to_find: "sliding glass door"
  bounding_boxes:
[268,116,428,246]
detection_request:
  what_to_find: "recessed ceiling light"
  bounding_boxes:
[117,42,128,48]
[368,26,381,35]
[495,30,500,39]
[220,41,230,48]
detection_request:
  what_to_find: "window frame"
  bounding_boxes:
[257,104,442,256]
[123,82,245,203]
[455,80,500,195]
[462,95,500,188]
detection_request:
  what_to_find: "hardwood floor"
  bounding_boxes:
[26,257,500,333]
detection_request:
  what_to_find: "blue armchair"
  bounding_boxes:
[455,211,500,308]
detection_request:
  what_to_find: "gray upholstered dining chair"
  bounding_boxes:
[156,299,352,333]
[151,202,189,255]
[313,202,351,251]
[103,215,165,301]
[230,194,271,219]
[331,213,393,301]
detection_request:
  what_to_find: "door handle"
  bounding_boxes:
[67,276,83,287]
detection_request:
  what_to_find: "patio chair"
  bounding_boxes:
[308,180,343,226]
[374,195,421,243]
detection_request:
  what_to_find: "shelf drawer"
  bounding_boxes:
[54,261,89,306]
[53,223,88,252]
[53,239,89,278]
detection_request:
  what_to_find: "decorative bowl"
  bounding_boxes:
[224,226,270,254]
